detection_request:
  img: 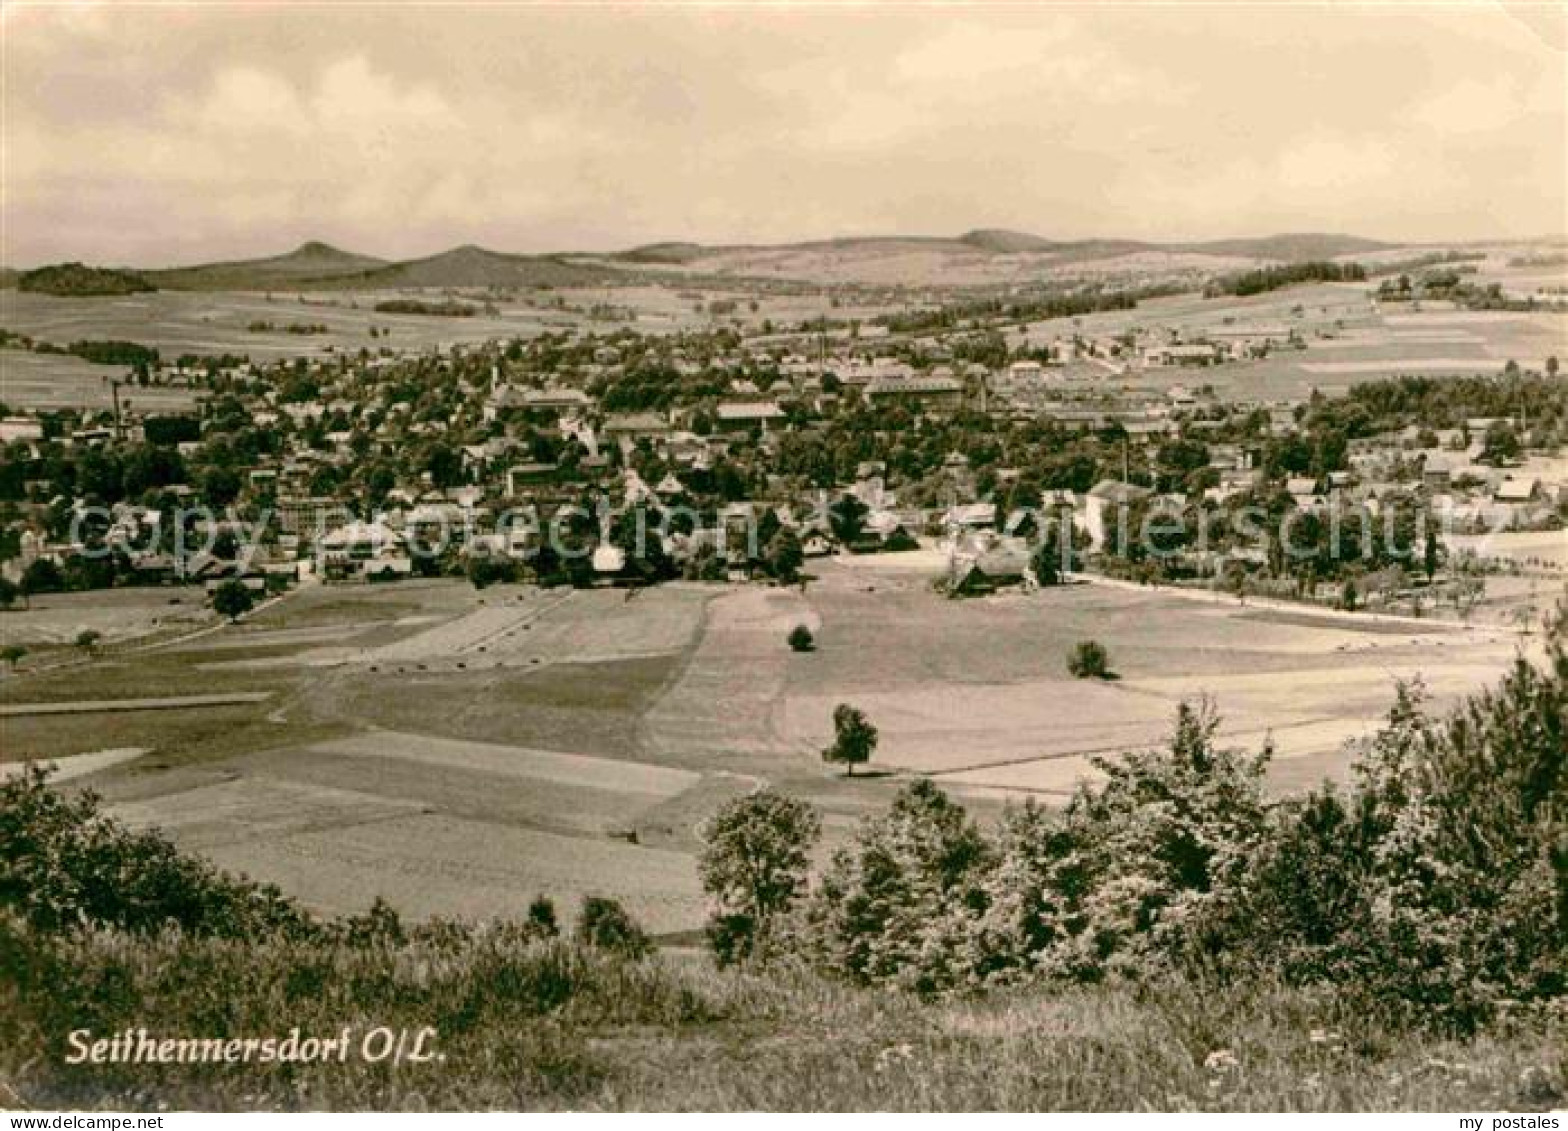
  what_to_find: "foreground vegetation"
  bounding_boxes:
[4,914,1562,1110]
[0,610,1562,1110]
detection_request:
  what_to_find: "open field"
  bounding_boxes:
[792,563,1520,796]
[4,580,721,931]
[108,731,707,931]
[1,288,565,360]
[4,563,1531,935]
[0,348,204,411]
[1447,529,1568,573]
[0,286,904,409]
[7,278,1562,410]
[0,586,211,647]
[1005,285,1566,400]
[0,691,273,716]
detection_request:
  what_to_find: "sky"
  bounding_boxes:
[2,1,1566,266]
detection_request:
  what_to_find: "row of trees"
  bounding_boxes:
[1205,260,1366,297]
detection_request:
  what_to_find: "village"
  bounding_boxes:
[8,0,1568,1113]
[0,272,1564,634]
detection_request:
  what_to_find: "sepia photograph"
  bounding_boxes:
[0,0,1565,1118]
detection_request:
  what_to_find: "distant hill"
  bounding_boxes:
[136,241,622,291]
[618,229,1388,264]
[339,245,619,290]
[18,230,1409,293]
[149,241,389,291]
[18,262,157,297]
[0,268,18,290]
[592,229,1404,285]
[616,242,712,265]
[958,229,1071,254]
[1177,232,1395,261]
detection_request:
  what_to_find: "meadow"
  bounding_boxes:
[1,559,1537,937]
[1009,283,1566,401]
[5,277,1561,413]
[0,285,904,410]
[5,915,1562,1111]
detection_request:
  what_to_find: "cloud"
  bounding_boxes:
[1273,136,1397,195]
[1,5,1563,262]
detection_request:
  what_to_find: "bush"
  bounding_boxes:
[787,625,815,652]
[526,895,560,939]
[704,912,759,967]
[802,779,990,994]
[1214,647,1568,1025]
[211,579,255,620]
[19,558,62,596]
[1056,701,1271,978]
[794,611,1568,1027]
[1066,640,1110,679]
[466,555,520,590]
[699,790,820,964]
[576,896,652,959]
[0,765,311,939]
[337,896,405,948]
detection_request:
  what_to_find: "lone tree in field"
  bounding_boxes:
[1031,518,1072,587]
[822,703,878,776]
[699,789,822,964]
[1067,639,1111,680]
[787,624,815,652]
[74,629,101,655]
[0,644,25,670]
[211,579,255,621]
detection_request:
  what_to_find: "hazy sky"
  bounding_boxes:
[3,2,1565,265]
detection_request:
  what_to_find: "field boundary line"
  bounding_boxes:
[922,712,1354,779]
[0,691,273,717]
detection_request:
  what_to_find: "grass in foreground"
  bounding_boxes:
[2,915,1563,1112]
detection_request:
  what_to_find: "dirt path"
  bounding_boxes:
[1,691,273,716]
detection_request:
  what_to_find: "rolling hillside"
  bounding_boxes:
[600,229,1406,285]
[1178,232,1395,261]
[148,241,390,290]
[335,244,620,289]
[10,229,1413,293]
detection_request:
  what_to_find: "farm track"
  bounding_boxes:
[0,691,274,716]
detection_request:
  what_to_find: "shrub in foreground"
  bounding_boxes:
[0,765,310,940]
[699,790,821,964]
[792,617,1567,1028]
[576,896,652,959]
[4,906,1563,1110]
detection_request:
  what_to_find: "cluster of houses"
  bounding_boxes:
[2,316,1562,600]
